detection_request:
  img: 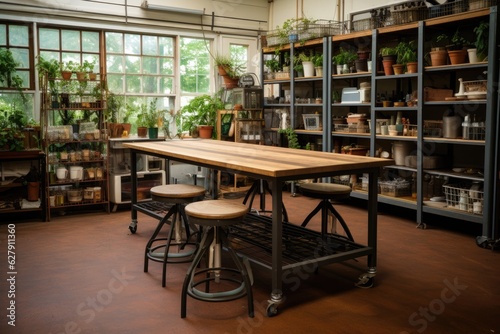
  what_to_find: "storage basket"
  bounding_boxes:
[266,29,287,47]
[443,183,484,215]
[306,20,347,37]
[469,0,498,10]
[462,80,487,94]
[428,0,468,18]
[423,120,443,137]
[392,2,428,25]
[379,180,411,197]
[463,124,486,140]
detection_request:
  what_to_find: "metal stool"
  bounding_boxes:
[181,200,254,318]
[144,184,206,287]
[300,183,354,241]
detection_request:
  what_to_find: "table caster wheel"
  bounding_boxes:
[266,303,278,317]
[356,273,375,288]
[129,222,137,234]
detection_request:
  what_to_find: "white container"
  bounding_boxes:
[392,141,413,166]
[69,166,83,180]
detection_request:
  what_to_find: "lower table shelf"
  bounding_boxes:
[228,213,373,271]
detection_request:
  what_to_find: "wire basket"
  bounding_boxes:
[428,0,468,18]
[379,180,411,197]
[392,2,428,25]
[443,183,484,215]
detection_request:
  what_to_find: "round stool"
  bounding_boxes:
[144,184,206,287]
[181,200,254,318]
[300,183,354,241]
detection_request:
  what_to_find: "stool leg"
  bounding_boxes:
[181,227,213,318]
[220,228,254,318]
[325,201,354,241]
[144,204,177,273]
[301,201,324,228]
[161,205,179,287]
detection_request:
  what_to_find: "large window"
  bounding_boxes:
[0,22,34,122]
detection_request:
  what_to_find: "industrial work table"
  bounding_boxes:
[123,139,392,316]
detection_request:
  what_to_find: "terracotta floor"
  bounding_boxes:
[0,193,499,334]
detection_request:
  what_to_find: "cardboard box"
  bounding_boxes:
[424,87,454,101]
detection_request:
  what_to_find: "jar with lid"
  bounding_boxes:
[459,190,469,211]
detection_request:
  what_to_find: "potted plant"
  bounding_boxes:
[298,51,315,77]
[0,102,26,151]
[105,92,123,138]
[24,165,41,202]
[312,53,323,76]
[61,61,77,80]
[380,46,397,75]
[121,103,135,137]
[437,30,470,64]
[264,54,280,80]
[471,21,489,62]
[333,47,357,74]
[83,59,97,80]
[138,98,161,139]
[395,40,418,74]
[214,54,243,89]
[36,56,61,106]
[178,92,224,139]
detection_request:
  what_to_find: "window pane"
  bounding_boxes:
[125,75,141,93]
[61,52,80,64]
[160,58,174,75]
[17,70,30,88]
[124,34,140,55]
[107,74,124,93]
[10,48,29,68]
[105,32,123,53]
[40,51,59,62]
[142,35,157,56]
[82,31,99,52]
[107,55,124,73]
[159,37,174,56]
[83,54,99,71]
[62,30,80,51]
[9,26,28,47]
[230,44,247,73]
[160,77,174,94]
[143,56,158,74]
[125,55,140,74]
[39,28,60,50]
[143,76,157,93]
[180,37,210,94]
[0,25,6,45]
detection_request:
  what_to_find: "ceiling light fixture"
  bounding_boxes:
[141,1,204,15]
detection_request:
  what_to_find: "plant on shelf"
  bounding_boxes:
[473,21,489,62]
[278,127,300,149]
[264,54,281,78]
[178,91,224,139]
[0,101,27,151]
[214,54,244,89]
[395,40,418,73]
[437,29,470,65]
[333,47,357,74]
[380,46,397,75]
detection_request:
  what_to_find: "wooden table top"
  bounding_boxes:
[123,139,393,179]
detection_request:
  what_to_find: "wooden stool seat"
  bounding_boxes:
[181,200,254,318]
[151,184,206,203]
[300,183,351,199]
[300,183,354,241]
[145,184,206,287]
[184,200,249,226]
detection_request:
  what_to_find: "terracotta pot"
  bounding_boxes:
[198,125,213,139]
[406,62,418,73]
[448,49,467,65]
[222,75,239,89]
[429,50,448,66]
[61,71,72,80]
[76,72,86,81]
[27,182,40,202]
[108,123,123,138]
[137,126,148,138]
[392,64,404,75]
[382,59,395,75]
[355,59,368,72]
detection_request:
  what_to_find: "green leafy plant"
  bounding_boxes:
[333,47,357,65]
[138,98,161,128]
[395,40,417,65]
[474,21,489,61]
[278,127,300,149]
[0,48,25,101]
[312,53,323,67]
[36,56,60,80]
[178,91,224,136]
[380,46,397,57]
[436,29,470,50]
[265,54,281,72]
[214,54,244,79]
